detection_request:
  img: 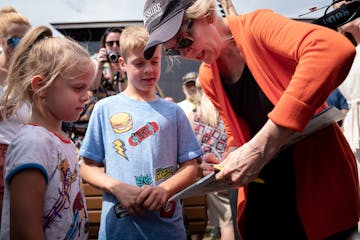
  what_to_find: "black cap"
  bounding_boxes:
[143,0,194,59]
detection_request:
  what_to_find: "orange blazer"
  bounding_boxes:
[199,10,359,239]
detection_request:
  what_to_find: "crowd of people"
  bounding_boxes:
[0,0,359,239]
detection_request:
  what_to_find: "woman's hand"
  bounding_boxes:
[215,119,295,186]
[215,141,266,186]
[97,47,108,63]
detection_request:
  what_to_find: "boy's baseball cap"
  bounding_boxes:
[143,0,194,60]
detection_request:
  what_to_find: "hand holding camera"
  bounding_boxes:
[97,48,120,63]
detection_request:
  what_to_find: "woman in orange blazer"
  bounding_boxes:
[142,0,360,239]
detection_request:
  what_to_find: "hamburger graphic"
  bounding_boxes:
[110,112,133,133]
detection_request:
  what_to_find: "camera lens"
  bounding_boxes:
[107,51,120,63]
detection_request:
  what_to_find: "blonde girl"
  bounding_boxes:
[0,26,95,239]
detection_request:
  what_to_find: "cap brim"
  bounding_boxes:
[184,79,195,85]
[143,11,185,60]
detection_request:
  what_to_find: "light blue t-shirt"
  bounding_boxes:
[79,93,202,240]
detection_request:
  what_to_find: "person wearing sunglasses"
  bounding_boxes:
[142,0,359,239]
[0,6,31,225]
[0,7,30,80]
[92,27,126,92]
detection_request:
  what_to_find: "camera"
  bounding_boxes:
[106,51,121,63]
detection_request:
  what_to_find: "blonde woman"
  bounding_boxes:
[0,6,31,222]
[143,0,359,238]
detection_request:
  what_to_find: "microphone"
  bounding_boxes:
[312,0,360,30]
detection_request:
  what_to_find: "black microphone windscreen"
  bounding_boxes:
[312,1,360,30]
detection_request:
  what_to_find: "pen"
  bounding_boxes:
[213,164,265,184]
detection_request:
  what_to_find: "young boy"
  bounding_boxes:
[79,25,202,239]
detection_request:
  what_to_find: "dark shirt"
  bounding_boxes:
[222,64,305,238]
[222,64,273,137]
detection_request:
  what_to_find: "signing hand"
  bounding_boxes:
[200,153,221,176]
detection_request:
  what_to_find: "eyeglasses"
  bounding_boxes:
[105,40,120,47]
[165,19,194,56]
[6,36,21,49]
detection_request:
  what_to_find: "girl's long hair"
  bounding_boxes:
[0,26,95,120]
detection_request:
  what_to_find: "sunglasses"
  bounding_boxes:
[165,19,194,56]
[105,40,120,47]
[6,36,21,49]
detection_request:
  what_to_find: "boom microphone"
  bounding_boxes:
[312,0,360,30]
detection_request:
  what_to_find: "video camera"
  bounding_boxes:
[312,0,360,29]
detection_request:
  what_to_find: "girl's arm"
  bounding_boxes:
[80,158,144,216]
[10,169,46,240]
[137,159,198,211]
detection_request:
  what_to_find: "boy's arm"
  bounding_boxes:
[80,158,144,216]
[137,159,198,211]
[162,159,199,196]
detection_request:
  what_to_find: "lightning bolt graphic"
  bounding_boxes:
[113,139,128,160]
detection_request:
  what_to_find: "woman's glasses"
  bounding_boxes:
[105,40,120,47]
[6,36,21,49]
[165,19,194,56]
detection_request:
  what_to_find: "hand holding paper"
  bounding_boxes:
[169,107,344,201]
[200,152,221,176]
[213,164,264,184]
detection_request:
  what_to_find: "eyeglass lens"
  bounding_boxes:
[106,41,120,47]
[165,19,194,56]
[7,37,21,48]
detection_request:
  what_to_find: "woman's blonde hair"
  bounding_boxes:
[120,25,149,62]
[184,0,216,21]
[0,6,30,38]
[194,78,219,127]
[1,26,95,120]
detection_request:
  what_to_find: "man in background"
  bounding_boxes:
[178,72,199,117]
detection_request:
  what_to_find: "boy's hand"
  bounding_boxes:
[136,185,169,211]
[112,183,144,216]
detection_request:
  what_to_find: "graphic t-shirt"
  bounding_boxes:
[79,93,202,240]
[0,125,88,240]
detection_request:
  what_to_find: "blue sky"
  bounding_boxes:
[1,0,332,35]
